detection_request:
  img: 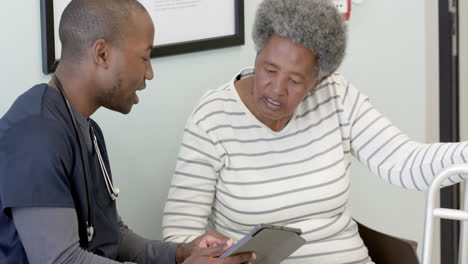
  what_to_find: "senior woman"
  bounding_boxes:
[162,0,468,263]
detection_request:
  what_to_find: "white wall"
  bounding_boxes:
[0,0,261,239]
[461,0,468,140]
[340,0,440,261]
[0,0,439,261]
[92,1,262,239]
[459,1,468,261]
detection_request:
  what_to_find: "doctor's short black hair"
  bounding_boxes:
[253,0,347,79]
[59,0,148,61]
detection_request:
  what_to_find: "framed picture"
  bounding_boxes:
[40,0,245,74]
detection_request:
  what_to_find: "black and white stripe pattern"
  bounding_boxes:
[163,68,468,263]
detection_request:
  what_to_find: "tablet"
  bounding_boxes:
[219,224,306,263]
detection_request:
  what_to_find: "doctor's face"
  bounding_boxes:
[101,10,155,114]
[253,34,319,127]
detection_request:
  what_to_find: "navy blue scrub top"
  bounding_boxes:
[0,84,119,263]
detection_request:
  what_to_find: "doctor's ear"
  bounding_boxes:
[92,39,110,69]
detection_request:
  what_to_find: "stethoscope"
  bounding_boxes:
[52,75,120,243]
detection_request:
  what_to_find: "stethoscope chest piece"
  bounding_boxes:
[87,224,94,242]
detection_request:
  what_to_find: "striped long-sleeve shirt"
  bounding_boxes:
[162,68,468,264]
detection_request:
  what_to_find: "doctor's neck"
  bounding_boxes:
[50,61,100,118]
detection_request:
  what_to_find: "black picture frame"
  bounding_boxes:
[40,0,245,74]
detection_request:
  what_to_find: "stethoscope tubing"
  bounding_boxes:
[52,75,119,243]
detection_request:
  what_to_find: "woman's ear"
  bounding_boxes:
[308,76,324,94]
[320,75,330,83]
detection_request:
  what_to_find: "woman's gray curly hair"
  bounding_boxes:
[253,0,347,79]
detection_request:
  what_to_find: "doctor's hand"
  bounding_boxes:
[176,231,255,264]
[192,231,236,248]
[176,231,232,262]
[181,243,256,264]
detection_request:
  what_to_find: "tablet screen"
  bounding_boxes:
[220,224,306,263]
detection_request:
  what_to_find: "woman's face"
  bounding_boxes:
[253,34,319,129]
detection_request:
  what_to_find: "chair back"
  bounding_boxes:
[356,220,420,264]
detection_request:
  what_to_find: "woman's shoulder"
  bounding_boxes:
[320,72,348,91]
[191,83,235,118]
[311,72,362,99]
[190,68,250,120]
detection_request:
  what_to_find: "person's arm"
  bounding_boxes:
[342,77,468,190]
[117,216,255,264]
[116,216,178,264]
[12,207,134,264]
[162,114,224,243]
